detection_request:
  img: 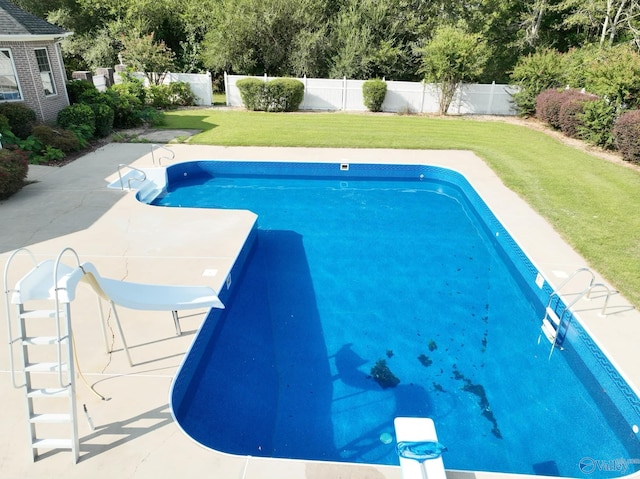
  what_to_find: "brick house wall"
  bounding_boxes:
[0,39,70,123]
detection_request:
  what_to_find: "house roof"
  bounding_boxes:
[0,0,72,40]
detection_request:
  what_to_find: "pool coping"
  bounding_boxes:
[1,143,639,479]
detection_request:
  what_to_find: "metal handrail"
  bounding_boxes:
[3,248,38,389]
[543,268,619,358]
[546,267,617,316]
[117,164,147,190]
[548,267,595,300]
[52,247,81,388]
[585,283,618,317]
[151,144,175,166]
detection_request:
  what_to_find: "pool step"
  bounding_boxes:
[541,318,557,344]
[545,307,560,326]
[540,307,564,351]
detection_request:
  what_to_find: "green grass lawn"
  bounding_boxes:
[164,109,640,307]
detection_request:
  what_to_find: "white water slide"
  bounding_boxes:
[5,248,224,367]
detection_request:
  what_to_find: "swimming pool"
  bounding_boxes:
[161,161,640,478]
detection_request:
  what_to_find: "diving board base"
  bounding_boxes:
[394,417,447,479]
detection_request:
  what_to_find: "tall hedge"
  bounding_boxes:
[362,79,387,112]
[237,78,304,112]
[613,110,640,163]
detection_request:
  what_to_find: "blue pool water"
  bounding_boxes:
[161,162,640,478]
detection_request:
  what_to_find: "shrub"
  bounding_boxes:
[510,49,567,116]
[536,88,594,132]
[559,93,597,138]
[66,80,98,104]
[0,147,29,200]
[582,44,640,110]
[111,77,146,103]
[237,78,304,112]
[109,90,144,128]
[577,99,619,149]
[0,102,37,139]
[78,88,115,108]
[89,102,115,138]
[30,146,65,165]
[613,110,640,162]
[0,113,9,132]
[237,78,267,111]
[362,79,387,112]
[31,125,80,152]
[535,89,564,128]
[147,84,172,109]
[138,81,196,110]
[265,78,304,112]
[168,81,196,107]
[65,126,90,149]
[57,103,96,139]
[0,114,19,147]
[138,106,166,126]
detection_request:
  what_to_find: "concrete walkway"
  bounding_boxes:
[0,142,639,479]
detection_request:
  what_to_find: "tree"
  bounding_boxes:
[556,0,640,46]
[329,0,429,80]
[201,0,330,77]
[120,32,176,85]
[418,24,490,115]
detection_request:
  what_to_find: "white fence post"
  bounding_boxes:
[304,75,309,109]
[488,81,496,115]
[224,72,229,106]
[342,77,347,111]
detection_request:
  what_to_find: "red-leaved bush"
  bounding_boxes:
[613,110,640,163]
[536,89,565,128]
[536,88,588,130]
[559,92,598,138]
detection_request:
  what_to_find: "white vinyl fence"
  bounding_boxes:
[163,72,213,106]
[225,73,518,115]
[102,71,213,106]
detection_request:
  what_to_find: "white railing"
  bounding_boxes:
[224,73,518,116]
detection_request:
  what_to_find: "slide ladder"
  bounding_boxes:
[3,248,80,463]
[3,246,225,463]
[539,267,617,358]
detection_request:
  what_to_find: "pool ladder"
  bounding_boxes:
[539,268,618,358]
[3,248,80,463]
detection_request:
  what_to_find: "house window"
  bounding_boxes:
[0,49,22,101]
[35,48,56,96]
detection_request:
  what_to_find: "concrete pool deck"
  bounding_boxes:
[1,142,639,479]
